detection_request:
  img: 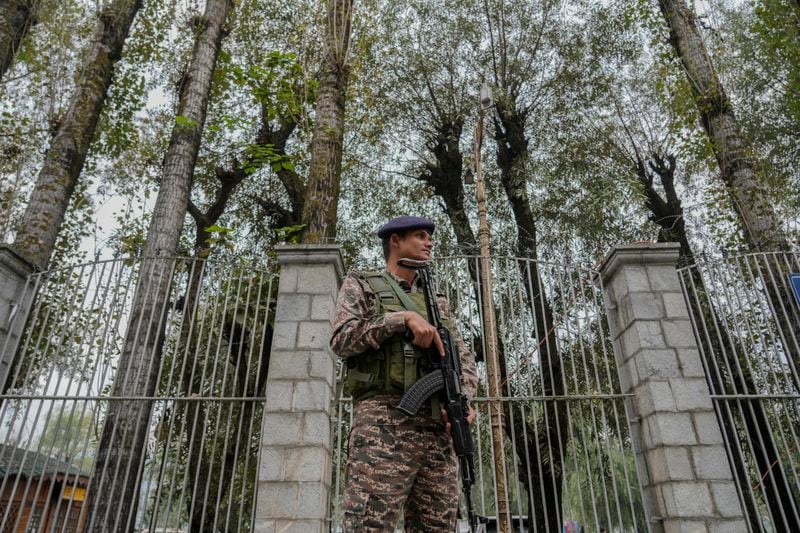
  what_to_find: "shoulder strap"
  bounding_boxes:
[382,273,428,318]
[360,271,428,318]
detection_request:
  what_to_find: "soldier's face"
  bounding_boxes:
[393,230,433,261]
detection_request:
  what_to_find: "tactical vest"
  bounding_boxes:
[344,271,456,417]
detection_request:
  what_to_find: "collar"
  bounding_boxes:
[384,268,419,291]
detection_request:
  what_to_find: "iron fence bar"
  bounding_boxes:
[163,258,217,528]
[74,259,139,533]
[733,254,800,526]
[86,257,154,532]
[169,259,220,527]
[148,257,205,532]
[570,265,622,531]
[214,269,253,529]
[125,258,184,532]
[495,262,527,526]
[711,394,800,400]
[56,256,130,533]
[557,265,601,529]
[507,259,539,533]
[9,262,94,533]
[592,273,643,533]
[247,276,275,531]
[475,257,504,520]
[679,252,800,531]
[0,257,277,533]
[583,271,628,532]
[512,262,539,530]
[105,258,176,533]
[705,254,791,529]
[739,254,797,395]
[679,264,766,533]
[43,259,115,533]
[185,258,235,530]
[203,268,248,529]
[229,269,269,533]
[194,267,243,529]
[0,393,269,401]
[144,260,202,530]
[752,253,800,387]
[524,259,564,533]
[777,251,800,369]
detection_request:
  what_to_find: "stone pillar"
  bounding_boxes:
[0,245,36,388]
[599,243,746,533]
[255,244,344,533]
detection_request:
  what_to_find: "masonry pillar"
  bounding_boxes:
[599,243,746,533]
[0,245,36,389]
[255,244,344,533]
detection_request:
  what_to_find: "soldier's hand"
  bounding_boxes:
[466,404,476,426]
[403,311,445,356]
[441,404,477,435]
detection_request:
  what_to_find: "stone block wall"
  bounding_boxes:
[600,243,746,533]
[255,245,344,533]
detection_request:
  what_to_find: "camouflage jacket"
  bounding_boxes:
[329,269,479,401]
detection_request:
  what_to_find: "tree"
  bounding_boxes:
[11,0,142,269]
[657,0,785,249]
[481,0,575,527]
[300,0,353,244]
[0,0,40,81]
[87,1,233,530]
[37,403,98,474]
[575,27,796,524]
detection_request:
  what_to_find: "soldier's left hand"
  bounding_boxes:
[441,404,477,436]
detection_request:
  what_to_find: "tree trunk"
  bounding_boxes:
[87,1,231,531]
[417,118,478,255]
[12,0,141,270]
[634,153,773,531]
[0,0,38,81]
[494,100,566,533]
[300,0,352,244]
[658,0,785,249]
[660,0,800,408]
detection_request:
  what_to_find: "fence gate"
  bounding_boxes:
[678,251,800,532]
[329,255,648,532]
[0,257,276,532]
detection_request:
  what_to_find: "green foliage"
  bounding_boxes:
[275,223,306,244]
[231,50,315,122]
[201,224,235,256]
[37,404,99,474]
[174,114,199,130]
[241,142,294,174]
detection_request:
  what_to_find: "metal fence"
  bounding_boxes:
[330,256,647,533]
[678,251,800,532]
[0,257,276,533]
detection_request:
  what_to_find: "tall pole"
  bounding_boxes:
[474,84,512,533]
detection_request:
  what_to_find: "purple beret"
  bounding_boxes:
[376,216,435,239]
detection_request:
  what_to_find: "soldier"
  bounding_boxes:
[330,215,479,532]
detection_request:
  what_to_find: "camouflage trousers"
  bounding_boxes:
[342,396,458,532]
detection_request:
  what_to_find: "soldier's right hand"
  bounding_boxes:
[403,311,445,356]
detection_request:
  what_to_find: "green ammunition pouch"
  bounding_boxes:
[344,271,455,417]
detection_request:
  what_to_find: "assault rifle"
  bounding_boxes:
[395,258,485,532]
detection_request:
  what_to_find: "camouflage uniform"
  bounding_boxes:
[330,269,479,532]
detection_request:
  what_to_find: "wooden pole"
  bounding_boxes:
[474,100,512,533]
